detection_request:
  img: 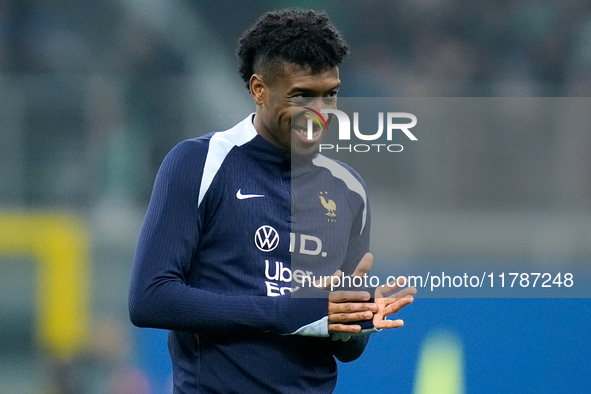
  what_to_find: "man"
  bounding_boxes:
[129,9,415,393]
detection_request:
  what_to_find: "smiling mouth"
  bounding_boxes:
[292,124,322,140]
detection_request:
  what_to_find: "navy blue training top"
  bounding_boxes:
[129,114,372,393]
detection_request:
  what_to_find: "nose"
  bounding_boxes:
[303,106,328,131]
[304,96,336,118]
[303,98,329,123]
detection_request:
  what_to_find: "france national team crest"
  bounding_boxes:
[319,192,337,223]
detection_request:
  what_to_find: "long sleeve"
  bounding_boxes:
[330,334,371,362]
[128,140,328,335]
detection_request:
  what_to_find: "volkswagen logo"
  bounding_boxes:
[254,225,279,252]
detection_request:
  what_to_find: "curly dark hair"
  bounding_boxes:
[237,9,349,90]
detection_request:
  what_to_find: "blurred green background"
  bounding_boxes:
[1,1,590,393]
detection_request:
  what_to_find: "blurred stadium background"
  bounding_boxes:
[1,0,590,393]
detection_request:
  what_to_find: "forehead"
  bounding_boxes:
[273,63,340,93]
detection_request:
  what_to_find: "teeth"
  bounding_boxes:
[294,127,320,138]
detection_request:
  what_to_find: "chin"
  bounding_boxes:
[290,127,322,161]
[290,145,320,164]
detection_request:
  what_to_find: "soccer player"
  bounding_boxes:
[129,8,416,393]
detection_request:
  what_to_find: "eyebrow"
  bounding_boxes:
[289,83,341,96]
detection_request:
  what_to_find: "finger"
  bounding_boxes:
[384,286,417,299]
[374,319,404,330]
[328,310,374,324]
[376,281,401,297]
[329,302,377,315]
[314,270,342,289]
[351,253,374,277]
[382,295,414,315]
[328,324,362,334]
[329,290,371,302]
[377,277,412,297]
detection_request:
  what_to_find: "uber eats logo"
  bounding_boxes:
[307,109,418,153]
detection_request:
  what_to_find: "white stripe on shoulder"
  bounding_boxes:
[312,155,367,234]
[198,114,258,207]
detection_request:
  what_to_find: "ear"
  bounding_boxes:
[249,74,265,105]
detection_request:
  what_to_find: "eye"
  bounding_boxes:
[323,91,338,104]
[290,95,311,105]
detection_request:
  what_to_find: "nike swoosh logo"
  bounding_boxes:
[236,189,265,199]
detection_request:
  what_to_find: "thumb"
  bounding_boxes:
[314,270,342,289]
[352,253,374,277]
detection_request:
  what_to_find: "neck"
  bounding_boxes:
[253,110,284,149]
